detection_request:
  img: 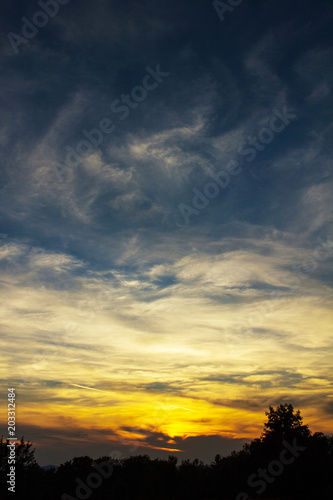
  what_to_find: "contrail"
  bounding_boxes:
[165,405,195,412]
[70,383,104,392]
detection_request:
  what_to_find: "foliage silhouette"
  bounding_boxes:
[0,436,44,500]
[1,405,332,500]
[261,403,311,442]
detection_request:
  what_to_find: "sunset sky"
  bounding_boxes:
[0,0,332,466]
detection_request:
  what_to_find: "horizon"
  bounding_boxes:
[12,403,332,467]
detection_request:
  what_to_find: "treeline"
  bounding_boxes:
[1,404,332,499]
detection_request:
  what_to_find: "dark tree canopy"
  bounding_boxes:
[0,436,37,469]
[261,403,311,442]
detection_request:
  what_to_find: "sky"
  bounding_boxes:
[0,0,332,466]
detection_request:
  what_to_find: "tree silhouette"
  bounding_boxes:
[261,403,311,442]
[0,436,37,469]
[1,405,332,500]
[0,436,43,500]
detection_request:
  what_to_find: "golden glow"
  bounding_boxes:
[1,240,332,458]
